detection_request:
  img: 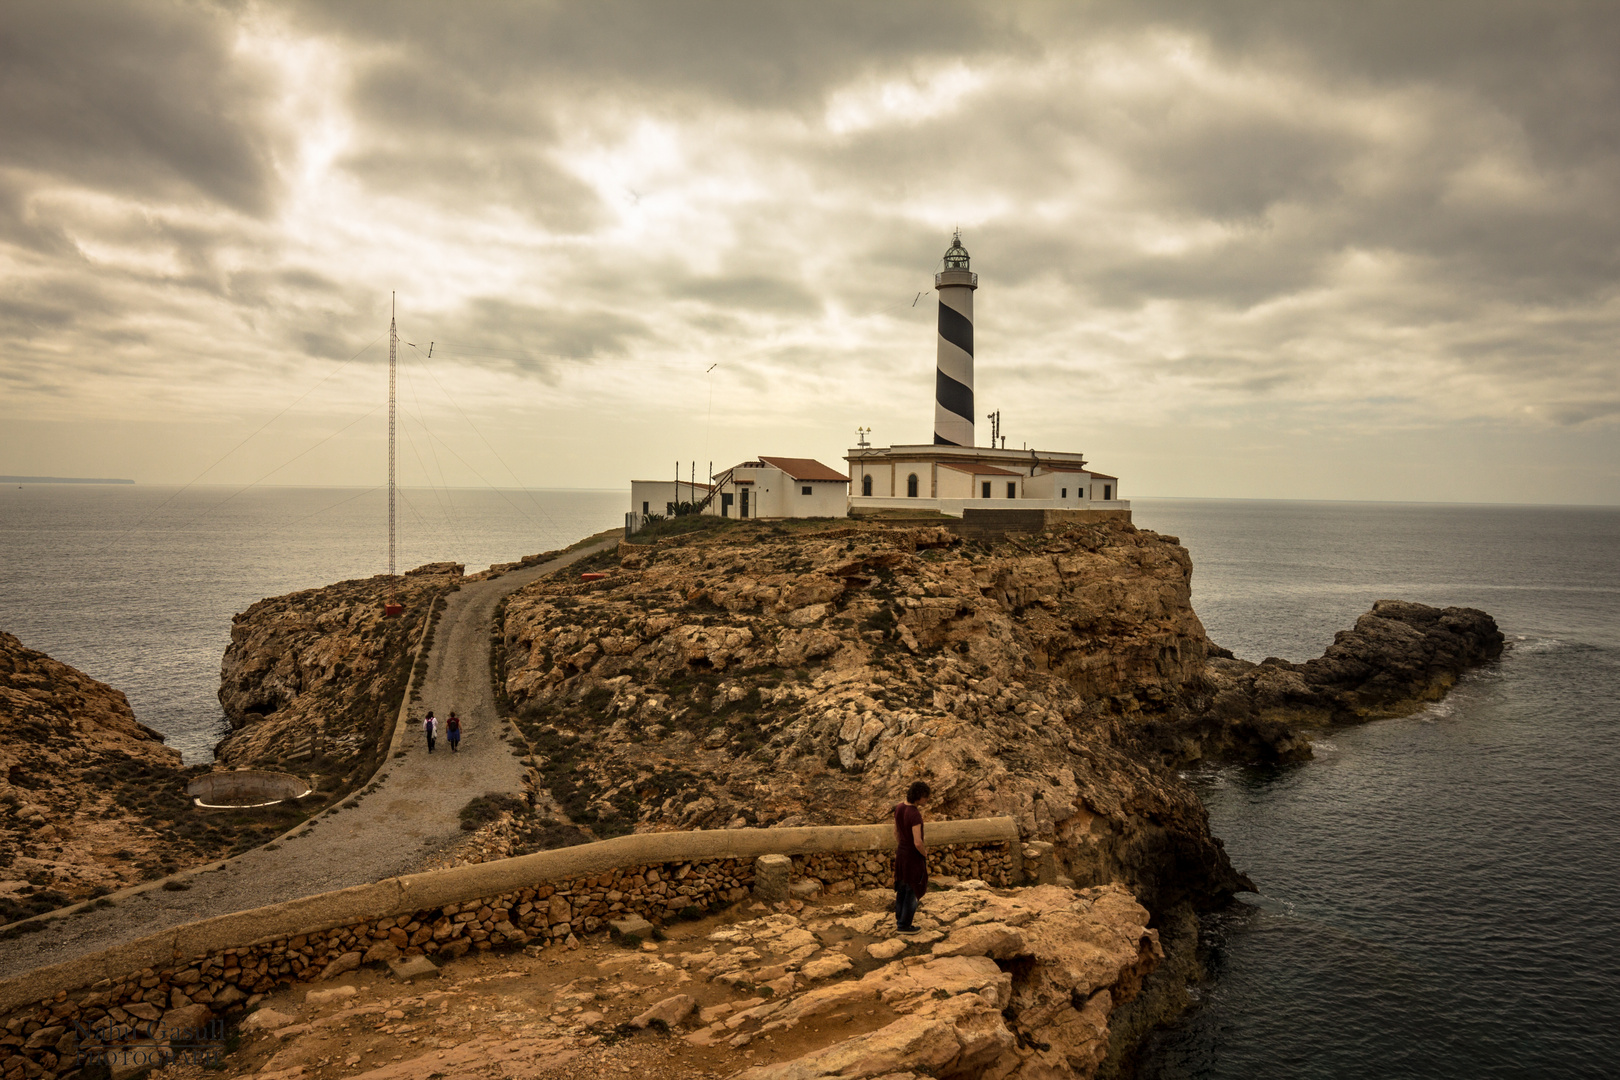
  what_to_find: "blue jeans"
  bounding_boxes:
[895,883,920,929]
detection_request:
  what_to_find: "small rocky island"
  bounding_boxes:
[0,515,1502,1077]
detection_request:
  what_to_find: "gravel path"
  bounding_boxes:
[0,538,614,980]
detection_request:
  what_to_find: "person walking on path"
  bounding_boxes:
[423,711,437,753]
[893,780,930,933]
[446,711,462,753]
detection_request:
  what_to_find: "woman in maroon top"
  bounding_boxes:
[893,780,930,932]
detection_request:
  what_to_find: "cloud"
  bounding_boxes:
[0,0,283,215]
[0,1,1617,503]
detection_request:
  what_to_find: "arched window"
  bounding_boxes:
[862,475,872,497]
[906,473,919,498]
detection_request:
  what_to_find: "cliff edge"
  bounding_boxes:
[0,632,181,918]
[500,519,1239,912]
[496,517,1501,910]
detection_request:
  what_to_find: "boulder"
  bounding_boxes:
[305,986,358,1005]
[734,994,1014,1080]
[239,1008,296,1033]
[930,923,1029,960]
[387,955,440,982]
[320,951,363,980]
[159,1003,215,1041]
[630,994,697,1030]
[363,940,401,964]
[610,915,654,938]
[867,939,908,960]
[799,954,855,980]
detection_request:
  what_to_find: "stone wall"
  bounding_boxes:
[0,819,1018,1080]
[795,842,1016,893]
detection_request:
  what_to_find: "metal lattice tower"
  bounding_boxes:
[388,292,397,577]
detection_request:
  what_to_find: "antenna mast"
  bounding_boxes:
[388,293,397,577]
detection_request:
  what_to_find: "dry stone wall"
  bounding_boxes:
[796,842,1015,893]
[0,825,1017,1080]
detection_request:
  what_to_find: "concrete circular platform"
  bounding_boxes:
[188,770,311,809]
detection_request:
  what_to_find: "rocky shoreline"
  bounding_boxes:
[0,514,1503,1077]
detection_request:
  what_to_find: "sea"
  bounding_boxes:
[1,487,1616,1076]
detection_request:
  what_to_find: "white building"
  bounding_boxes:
[708,457,848,519]
[846,443,1122,517]
[627,456,847,531]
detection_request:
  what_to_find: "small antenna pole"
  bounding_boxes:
[388,292,397,577]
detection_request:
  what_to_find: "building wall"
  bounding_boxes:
[975,473,1023,499]
[849,496,1131,518]
[849,459,898,499]
[711,466,846,519]
[937,468,974,500]
[777,479,846,518]
[630,480,713,517]
[1025,471,1092,501]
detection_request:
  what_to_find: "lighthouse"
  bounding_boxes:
[844,233,1126,518]
[933,231,977,446]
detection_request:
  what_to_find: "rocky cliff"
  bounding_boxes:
[499,519,1250,917]
[0,630,382,925]
[497,516,1501,909]
[0,633,182,918]
[216,562,463,793]
[185,513,1499,1076]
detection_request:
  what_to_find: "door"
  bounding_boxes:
[741,488,750,518]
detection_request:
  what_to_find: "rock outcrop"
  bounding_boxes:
[216,563,463,788]
[497,517,1501,909]
[500,519,1247,913]
[0,631,353,920]
[195,880,1157,1080]
[1155,598,1506,764]
[0,631,181,914]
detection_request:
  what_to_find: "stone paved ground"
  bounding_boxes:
[0,539,616,981]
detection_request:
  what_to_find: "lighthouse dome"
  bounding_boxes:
[943,232,970,270]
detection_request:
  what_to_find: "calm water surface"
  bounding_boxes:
[1130,499,1620,1079]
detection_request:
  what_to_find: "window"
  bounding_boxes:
[721,493,733,517]
[801,485,812,496]
[1061,488,1067,499]
[907,473,919,498]
[1103,484,1112,500]
[1006,482,1017,499]
[641,501,649,515]
[861,475,872,497]
[981,481,991,498]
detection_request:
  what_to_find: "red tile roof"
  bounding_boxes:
[1086,471,1118,480]
[758,456,849,482]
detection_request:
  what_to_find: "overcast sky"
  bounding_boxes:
[2,1,1617,503]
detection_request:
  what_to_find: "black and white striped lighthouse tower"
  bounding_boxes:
[933,231,977,446]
